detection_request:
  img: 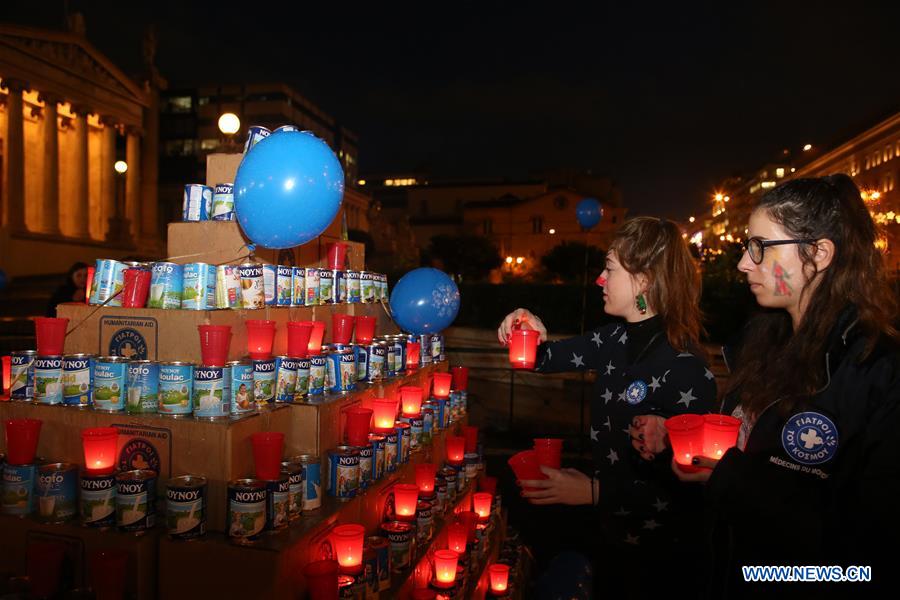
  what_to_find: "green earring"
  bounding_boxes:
[636,294,647,314]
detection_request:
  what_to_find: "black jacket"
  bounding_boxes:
[536,317,717,550]
[707,309,900,597]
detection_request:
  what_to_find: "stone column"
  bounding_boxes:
[140,87,160,244]
[39,93,61,235]
[3,79,28,232]
[125,127,142,239]
[71,105,91,239]
[100,117,117,240]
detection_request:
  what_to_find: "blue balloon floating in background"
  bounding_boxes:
[389,268,461,335]
[576,197,603,229]
[234,130,345,249]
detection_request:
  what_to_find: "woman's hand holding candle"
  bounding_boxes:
[520,466,597,505]
[629,415,668,461]
[671,455,718,482]
[497,308,548,345]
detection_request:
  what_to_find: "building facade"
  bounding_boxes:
[0,23,164,277]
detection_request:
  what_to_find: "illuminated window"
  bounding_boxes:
[761,181,776,189]
[776,167,785,178]
[166,96,193,113]
[200,139,220,151]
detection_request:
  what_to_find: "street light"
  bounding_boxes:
[803,143,813,152]
[114,160,127,174]
[688,216,695,223]
[549,228,556,234]
[218,112,241,135]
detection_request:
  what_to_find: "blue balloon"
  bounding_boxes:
[234,130,345,249]
[389,268,461,335]
[576,197,603,229]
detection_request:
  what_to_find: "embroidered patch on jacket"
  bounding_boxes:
[781,411,839,465]
[626,380,648,405]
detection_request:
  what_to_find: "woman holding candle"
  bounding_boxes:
[671,175,900,597]
[497,216,717,595]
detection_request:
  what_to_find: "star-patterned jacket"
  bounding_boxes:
[535,316,717,549]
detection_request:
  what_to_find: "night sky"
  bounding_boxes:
[5,1,900,219]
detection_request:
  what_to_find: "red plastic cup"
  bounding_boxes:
[27,541,66,599]
[489,563,510,594]
[287,322,314,358]
[81,427,119,474]
[507,449,547,491]
[121,268,151,308]
[331,524,365,574]
[90,549,128,600]
[533,438,563,469]
[451,366,469,391]
[2,355,11,396]
[431,373,452,399]
[251,431,285,480]
[84,267,95,305]
[665,414,705,472]
[400,386,424,417]
[327,242,349,270]
[4,418,42,465]
[371,399,397,432]
[447,522,468,553]
[245,319,276,360]
[198,325,231,367]
[479,475,498,496]
[405,342,421,370]
[415,463,437,495]
[393,483,420,520]
[703,414,741,459]
[509,329,540,369]
[34,317,69,356]
[304,559,339,600]
[308,321,326,354]
[344,407,373,447]
[332,314,355,345]
[463,425,479,453]
[445,435,466,465]
[354,316,376,344]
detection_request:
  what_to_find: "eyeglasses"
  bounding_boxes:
[743,237,818,264]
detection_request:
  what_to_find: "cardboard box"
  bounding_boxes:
[56,302,391,363]
[0,514,159,599]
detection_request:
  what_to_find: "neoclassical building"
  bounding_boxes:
[0,22,164,277]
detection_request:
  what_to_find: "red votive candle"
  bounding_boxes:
[6,418,43,466]
[372,399,398,432]
[451,366,469,391]
[406,342,421,370]
[332,313,355,345]
[447,522,468,553]
[287,321,314,358]
[198,324,232,366]
[489,563,510,594]
[327,242,349,270]
[345,407,373,447]
[121,268,151,308]
[473,492,493,521]
[431,373,452,399]
[331,524,365,574]
[2,355,10,396]
[245,319,276,360]
[304,559,339,600]
[400,386,424,416]
[34,317,69,356]
[445,436,466,466]
[665,414,705,470]
[703,414,741,459]
[463,425,478,453]
[508,329,540,369]
[432,550,459,588]
[415,463,437,495]
[308,320,327,354]
[354,316,376,344]
[80,427,118,474]
[250,431,284,480]
[393,483,420,521]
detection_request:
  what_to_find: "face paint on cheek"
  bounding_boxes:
[772,260,793,296]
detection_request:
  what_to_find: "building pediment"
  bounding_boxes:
[0,24,148,124]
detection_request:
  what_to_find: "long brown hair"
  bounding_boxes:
[727,174,899,417]
[609,217,704,353]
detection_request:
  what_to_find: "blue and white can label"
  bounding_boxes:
[360,272,375,304]
[366,343,386,382]
[81,472,116,528]
[126,360,159,414]
[369,435,385,482]
[335,270,347,304]
[36,463,78,523]
[357,445,373,490]
[419,334,433,366]
[299,456,321,511]
[294,358,310,400]
[280,461,304,520]
[89,258,126,306]
[193,365,230,419]
[319,270,334,306]
[346,271,361,303]
[308,355,326,395]
[230,361,255,415]
[305,268,320,306]
[243,126,270,153]
[62,354,94,407]
[166,475,207,540]
[148,262,184,309]
[263,264,277,306]
[384,433,399,474]
[354,344,368,382]
[183,184,213,221]
[328,447,360,500]
[228,479,267,544]
[2,464,36,517]
[253,359,276,405]
[326,350,356,393]
[10,350,36,401]
[158,362,193,416]
[276,266,293,306]
[116,469,156,533]
[393,337,407,374]
[291,267,305,307]
[92,356,128,412]
[181,263,216,310]
[275,356,298,403]
[34,355,63,405]
[265,476,290,530]
[239,263,265,310]
[211,183,235,221]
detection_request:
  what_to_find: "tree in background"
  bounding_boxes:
[540,241,605,283]
[700,242,755,343]
[427,234,503,282]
